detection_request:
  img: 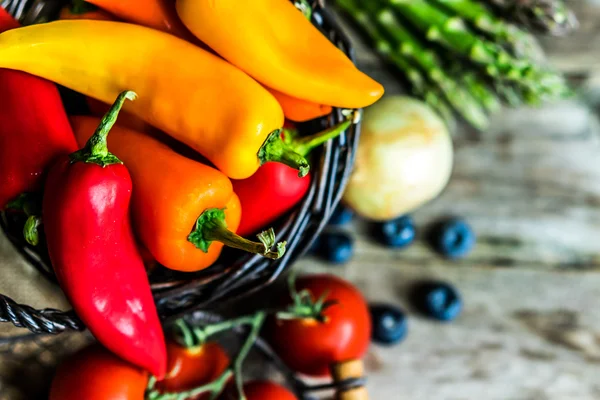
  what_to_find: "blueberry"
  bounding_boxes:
[374,215,416,248]
[431,218,475,259]
[316,232,354,264]
[370,304,408,345]
[411,281,462,322]
[328,205,354,226]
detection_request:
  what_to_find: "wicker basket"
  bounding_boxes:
[0,0,361,335]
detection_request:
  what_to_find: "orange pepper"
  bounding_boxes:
[266,87,332,122]
[176,0,384,109]
[84,0,190,38]
[70,116,286,272]
[0,21,308,180]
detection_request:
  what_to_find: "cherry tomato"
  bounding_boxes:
[49,344,148,400]
[267,274,371,377]
[156,341,230,399]
[244,381,298,400]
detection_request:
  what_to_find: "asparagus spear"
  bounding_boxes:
[384,0,569,98]
[336,0,456,127]
[460,72,502,114]
[489,0,578,37]
[428,0,540,58]
[360,1,489,128]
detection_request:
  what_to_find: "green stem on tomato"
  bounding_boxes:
[70,90,136,167]
[188,208,286,259]
[174,319,196,349]
[192,315,260,345]
[146,312,266,400]
[234,312,266,399]
[275,272,334,322]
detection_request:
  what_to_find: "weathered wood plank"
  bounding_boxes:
[295,261,600,400]
[334,2,600,270]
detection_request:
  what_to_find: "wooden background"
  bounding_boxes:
[298,2,600,399]
[3,1,600,399]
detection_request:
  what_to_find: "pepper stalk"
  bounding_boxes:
[70,90,137,167]
[259,115,354,177]
[188,208,286,260]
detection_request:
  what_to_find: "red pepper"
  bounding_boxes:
[42,91,166,378]
[0,9,77,209]
[234,117,353,236]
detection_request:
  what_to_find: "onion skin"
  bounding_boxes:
[344,96,453,221]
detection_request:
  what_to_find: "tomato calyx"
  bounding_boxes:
[276,274,337,323]
[145,313,266,400]
[145,275,339,400]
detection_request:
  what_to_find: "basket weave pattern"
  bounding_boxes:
[0,0,361,335]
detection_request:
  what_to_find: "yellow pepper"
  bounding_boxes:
[0,21,307,180]
[176,0,384,109]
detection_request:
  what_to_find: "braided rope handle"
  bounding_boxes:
[0,294,84,333]
[0,0,359,337]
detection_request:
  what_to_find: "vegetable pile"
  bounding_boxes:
[335,0,574,129]
[0,0,384,397]
[48,274,374,400]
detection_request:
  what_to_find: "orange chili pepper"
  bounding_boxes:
[84,0,190,38]
[266,87,332,123]
[71,116,286,272]
[176,0,384,109]
[0,21,305,180]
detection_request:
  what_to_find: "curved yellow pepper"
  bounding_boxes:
[176,0,384,109]
[0,20,292,179]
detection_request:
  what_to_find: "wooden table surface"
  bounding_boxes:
[3,2,600,399]
[297,3,600,399]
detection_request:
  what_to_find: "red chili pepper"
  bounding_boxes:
[234,117,353,236]
[0,9,77,209]
[42,91,166,378]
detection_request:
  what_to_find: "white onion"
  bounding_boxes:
[343,96,453,221]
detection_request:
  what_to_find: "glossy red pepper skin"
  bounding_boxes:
[0,10,77,208]
[43,92,166,378]
[234,117,353,236]
[234,163,311,236]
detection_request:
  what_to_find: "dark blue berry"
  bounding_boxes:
[316,232,354,264]
[370,304,408,345]
[374,215,416,248]
[431,218,475,259]
[411,281,462,322]
[328,205,354,226]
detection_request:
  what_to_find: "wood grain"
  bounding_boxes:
[3,2,600,400]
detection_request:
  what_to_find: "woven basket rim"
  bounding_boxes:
[0,0,362,335]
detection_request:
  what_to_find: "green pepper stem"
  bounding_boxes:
[70,90,137,167]
[258,114,355,178]
[290,117,353,157]
[187,208,286,260]
[258,129,311,178]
